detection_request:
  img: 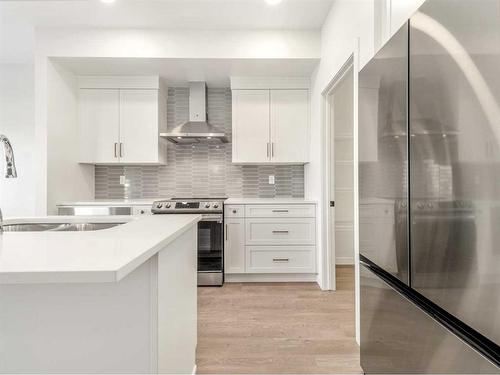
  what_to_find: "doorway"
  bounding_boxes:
[324,61,355,291]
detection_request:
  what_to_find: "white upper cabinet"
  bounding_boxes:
[119,90,159,164]
[230,77,310,165]
[270,90,309,163]
[79,89,120,164]
[232,90,270,164]
[78,76,167,165]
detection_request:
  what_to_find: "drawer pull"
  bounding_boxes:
[272,230,289,234]
[273,258,290,262]
[272,209,289,213]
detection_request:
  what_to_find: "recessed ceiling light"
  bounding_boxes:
[101,0,116,4]
[266,0,283,5]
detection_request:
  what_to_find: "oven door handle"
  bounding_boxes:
[201,217,223,223]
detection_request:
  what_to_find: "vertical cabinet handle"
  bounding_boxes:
[225,224,228,241]
[266,142,270,158]
[271,142,274,158]
[119,143,123,157]
[114,143,118,158]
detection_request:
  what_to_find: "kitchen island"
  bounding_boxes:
[0,214,200,374]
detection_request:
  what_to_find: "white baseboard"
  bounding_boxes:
[336,257,355,265]
[225,273,317,283]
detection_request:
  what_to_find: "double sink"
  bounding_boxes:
[2,222,124,232]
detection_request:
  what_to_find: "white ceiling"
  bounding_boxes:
[53,57,319,87]
[0,0,334,63]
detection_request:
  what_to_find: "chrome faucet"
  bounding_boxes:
[0,134,18,234]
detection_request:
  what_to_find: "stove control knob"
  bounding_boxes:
[156,203,163,209]
[213,204,219,209]
[205,203,211,208]
[165,203,171,208]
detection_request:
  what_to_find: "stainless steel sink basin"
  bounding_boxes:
[2,222,124,232]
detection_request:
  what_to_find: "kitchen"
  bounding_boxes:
[0,0,499,374]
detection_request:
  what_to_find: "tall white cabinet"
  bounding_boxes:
[78,76,167,165]
[231,77,310,165]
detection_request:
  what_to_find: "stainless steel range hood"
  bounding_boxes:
[161,82,228,144]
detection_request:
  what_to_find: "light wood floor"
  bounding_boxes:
[197,266,362,374]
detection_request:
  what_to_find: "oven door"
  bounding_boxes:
[197,215,224,286]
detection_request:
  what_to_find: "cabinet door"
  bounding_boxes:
[119,90,158,163]
[270,90,309,163]
[79,89,120,163]
[232,90,270,163]
[224,218,245,274]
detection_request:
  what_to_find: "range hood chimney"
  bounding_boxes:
[161,82,228,144]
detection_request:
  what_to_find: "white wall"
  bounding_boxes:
[390,0,426,35]
[33,28,321,214]
[0,64,36,217]
[306,0,430,343]
[36,28,320,60]
[45,60,94,215]
[308,0,375,287]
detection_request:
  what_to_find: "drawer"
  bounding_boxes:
[225,205,244,218]
[246,246,316,273]
[245,218,316,245]
[245,204,315,218]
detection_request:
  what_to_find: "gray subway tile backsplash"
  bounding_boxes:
[95,87,305,199]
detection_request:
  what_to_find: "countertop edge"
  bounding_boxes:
[115,214,201,282]
[0,215,202,285]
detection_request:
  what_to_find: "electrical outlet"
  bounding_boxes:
[119,175,126,185]
[268,175,275,185]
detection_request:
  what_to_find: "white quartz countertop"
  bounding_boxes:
[0,214,201,285]
[225,198,317,205]
[57,199,162,206]
[59,197,317,206]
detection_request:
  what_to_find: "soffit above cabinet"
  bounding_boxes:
[230,76,310,90]
[77,75,161,90]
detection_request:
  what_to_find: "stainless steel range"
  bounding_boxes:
[152,198,226,286]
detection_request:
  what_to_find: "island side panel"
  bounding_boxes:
[157,224,198,374]
[0,258,157,374]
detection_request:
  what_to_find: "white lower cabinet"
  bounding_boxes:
[246,246,316,273]
[245,218,316,246]
[224,203,316,280]
[224,218,246,274]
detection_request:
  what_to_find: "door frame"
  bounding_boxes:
[321,55,354,292]
[321,40,360,344]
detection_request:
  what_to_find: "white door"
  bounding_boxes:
[327,66,354,290]
[79,89,120,163]
[224,218,246,274]
[270,90,309,163]
[232,90,270,163]
[119,90,158,164]
[332,71,354,266]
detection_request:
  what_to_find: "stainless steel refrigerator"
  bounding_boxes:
[359,0,500,372]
